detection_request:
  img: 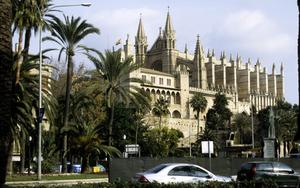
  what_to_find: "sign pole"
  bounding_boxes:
[208,141,211,171]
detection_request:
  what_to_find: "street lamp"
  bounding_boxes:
[37,3,92,180]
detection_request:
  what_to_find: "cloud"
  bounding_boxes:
[214,10,293,54]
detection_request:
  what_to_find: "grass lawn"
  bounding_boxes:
[6,173,107,182]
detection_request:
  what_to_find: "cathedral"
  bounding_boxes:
[120,11,284,145]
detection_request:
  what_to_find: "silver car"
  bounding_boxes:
[133,163,232,183]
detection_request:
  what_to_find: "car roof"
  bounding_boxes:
[159,163,199,166]
[243,161,284,165]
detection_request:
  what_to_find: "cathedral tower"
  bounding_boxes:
[161,10,177,74]
[135,16,148,64]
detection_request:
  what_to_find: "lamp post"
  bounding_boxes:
[250,92,256,149]
[37,3,91,180]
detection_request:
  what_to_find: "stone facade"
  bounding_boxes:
[120,12,284,145]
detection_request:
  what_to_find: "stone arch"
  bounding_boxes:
[151,60,163,72]
[172,110,181,118]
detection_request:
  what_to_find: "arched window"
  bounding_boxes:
[175,93,181,104]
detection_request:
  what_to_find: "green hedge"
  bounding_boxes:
[5,180,280,188]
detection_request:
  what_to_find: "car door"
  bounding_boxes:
[167,166,192,183]
[188,166,212,183]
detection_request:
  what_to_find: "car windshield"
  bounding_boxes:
[145,164,168,173]
[273,162,294,173]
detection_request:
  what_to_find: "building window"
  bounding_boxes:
[142,75,146,81]
[159,78,163,85]
[167,79,171,86]
[151,76,155,84]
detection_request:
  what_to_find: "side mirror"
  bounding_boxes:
[206,174,213,179]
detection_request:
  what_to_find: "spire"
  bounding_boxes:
[184,43,188,53]
[164,7,174,34]
[272,63,275,74]
[126,34,129,44]
[194,35,203,57]
[229,53,233,62]
[256,58,261,65]
[136,14,146,39]
[212,49,215,57]
[220,51,226,60]
[280,62,284,74]
[207,49,211,58]
[248,58,251,64]
[159,27,163,38]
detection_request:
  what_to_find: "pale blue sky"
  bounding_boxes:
[21,0,298,104]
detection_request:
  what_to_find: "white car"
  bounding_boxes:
[133,163,232,183]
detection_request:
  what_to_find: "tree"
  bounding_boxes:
[45,15,99,172]
[142,127,184,157]
[190,93,207,137]
[13,57,57,173]
[232,112,252,144]
[274,100,297,156]
[206,92,232,130]
[69,122,120,173]
[85,50,151,147]
[152,96,170,129]
[0,0,13,185]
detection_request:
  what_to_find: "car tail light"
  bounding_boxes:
[139,175,149,183]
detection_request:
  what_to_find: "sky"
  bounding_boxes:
[20,0,298,104]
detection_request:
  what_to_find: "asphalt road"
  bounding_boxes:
[5,178,108,187]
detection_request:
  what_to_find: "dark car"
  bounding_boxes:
[237,161,300,187]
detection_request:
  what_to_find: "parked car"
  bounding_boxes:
[132,163,232,183]
[289,153,300,159]
[237,161,300,187]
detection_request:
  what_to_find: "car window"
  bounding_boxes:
[168,166,189,176]
[256,163,273,172]
[189,166,209,177]
[146,164,168,173]
[241,163,252,170]
[273,162,294,173]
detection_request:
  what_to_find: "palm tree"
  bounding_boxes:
[12,0,55,62]
[12,56,57,173]
[85,50,151,146]
[44,15,99,172]
[0,0,13,185]
[152,96,170,129]
[70,122,120,173]
[190,93,207,138]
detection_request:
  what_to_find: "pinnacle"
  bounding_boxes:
[137,16,146,39]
